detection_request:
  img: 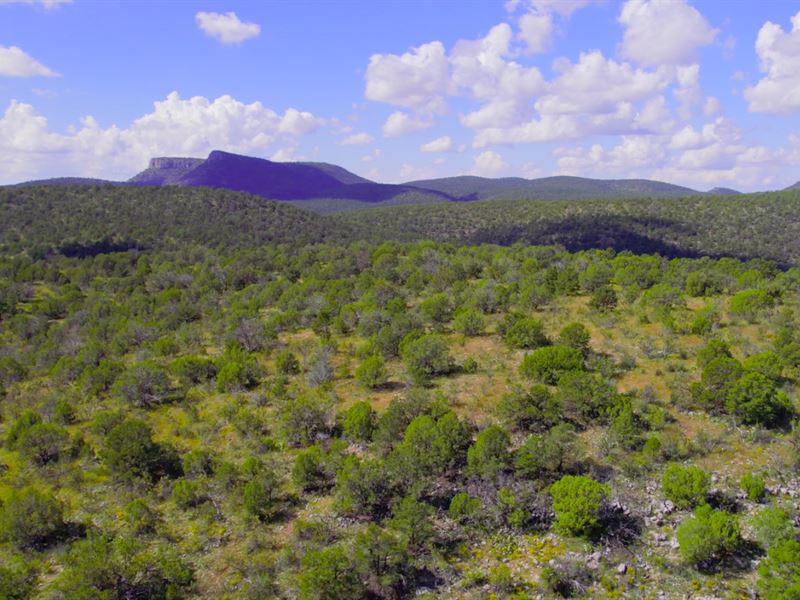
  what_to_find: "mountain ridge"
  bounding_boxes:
[6,149,792,207]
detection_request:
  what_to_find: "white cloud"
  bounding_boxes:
[618,0,717,67]
[420,136,453,153]
[195,11,260,44]
[472,150,507,176]
[340,132,373,145]
[703,96,720,116]
[382,111,433,137]
[518,11,553,54]
[365,41,451,114]
[744,11,800,114]
[0,92,323,183]
[451,23,545,129]
[0,45,58,77]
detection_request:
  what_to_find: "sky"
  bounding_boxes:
[1,0,799,191]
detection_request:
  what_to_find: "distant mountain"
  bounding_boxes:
[785,181,800,191]
[404,175,701,201]
[7,150,744,209]
[127,150,449,204]
[11,176,120,187]
[128,157,205,185]
[708,187,741,195]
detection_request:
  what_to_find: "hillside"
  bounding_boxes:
[333,189,800,266]
[0,185,348,255]
[405,174,701,201]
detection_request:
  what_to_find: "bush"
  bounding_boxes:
[662,464,710,509]
[504,317,549,350]
[113,362,172,408]
[275,349,300,375]
[182,448,214,478]
[751,506,796,550]
[466,425,510,480]
[401,334,451,383]
[103,419,177,481]
[744,351,783,381]
[342,401,377,443]
[243,471,281,521]
[297,544,363,600]
[170,356,217,385]
[449,491,482,523]
[123,498,158,535]
[293,445,335,493]
[334,456,392,518]
[355,355,388,389]
[558,322,591,356]
[4,410,41,450]
[497,384,559,432]
[726,372,792,427]
[171,479,202,509]
[278,393,334,447]
[730,289,772,322]
[51,535,193,599]
[757,540,800,599]
[549,475,610,538]
[18,423,71,466]
[515,423,580,481]
[519,346,583,384]
[740,472,766,502]
[0,487,66,550]
[589,286,617,312]
[677,504,741,566]
[453,307,485,336]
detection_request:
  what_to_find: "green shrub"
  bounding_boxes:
[662,464,710,509]
[515,423,579,481]
[453,307,485,336]
[744,351,783,381]
[297,544,363,600]
[520,346,583,384]
[113,361,172,408]
[4,410,41,450]
[549,475,610,538]
[757,540,800,599]
[401,333,451,383]
[730,289,772,322]
[182,448,214,478]
[504,317,549,350]
[589,286,617,312]
[102,419,178,481]
[677,505,741,566]
[342,401,377,443]
[275,349,300,375]
[558,322,591,356]
[18,423,71,466]
[466,425,510,480]
[355,355,388,389]
[497,384,559,432]
[740,472,766,502]
[0,487,66,550]
[278,393,334,447]
[51,535,193,599]
[171,479,202,509]
[243,471,281,521]
[448,491,482,523]
[726,372,792,427]
[293,445,334,492]
[751,506,796,550]
[123,498,158,535]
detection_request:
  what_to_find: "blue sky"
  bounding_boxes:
[1,0,799,191]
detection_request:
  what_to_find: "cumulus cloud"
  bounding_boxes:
[420,136,453,153]
[365,41,451,114]
[518,12,553,54]
[0,45,58,77]
[472,150,507,176]
[0,92,323,183]
[618,0,717,67]
[340,132,373,145]
[196,11,261,44]
[744,11,800,114]
[382,111,433,137]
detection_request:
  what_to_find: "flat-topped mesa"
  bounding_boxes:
[147,157,204,170]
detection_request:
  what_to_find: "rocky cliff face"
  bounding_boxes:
[147,157,205,171]
[129,157,205,185]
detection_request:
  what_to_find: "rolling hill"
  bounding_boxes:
[404,174,701,201]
